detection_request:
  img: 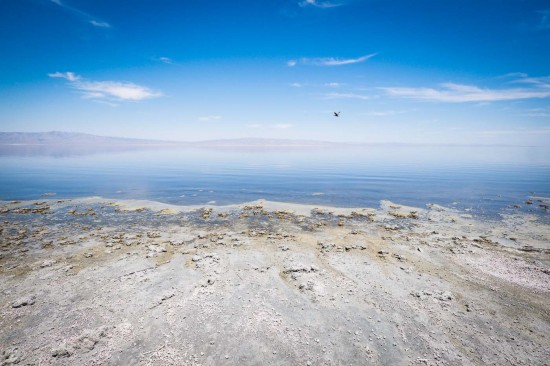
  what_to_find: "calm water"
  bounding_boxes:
[1,145,549,218]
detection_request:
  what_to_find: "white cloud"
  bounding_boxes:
[89,20,111,28]
[290,82,303,87]
[325,82,342,88]
[78,81,161,101]
[48,71,80,82]
[314,54,376,66]
[299,0,342,8]
[511,75,550,88]
[289,54,376,67]
[49,72,161,102]
[158,57,173,65]
[247,124,262,128]
[273,124,293,129]
[51,0,111,29]
[199,115,222,121]
[324,92,370,100]
[381,80,550,103]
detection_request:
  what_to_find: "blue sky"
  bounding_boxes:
[1,0,549,144]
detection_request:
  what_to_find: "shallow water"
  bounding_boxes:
[1,144,549,218]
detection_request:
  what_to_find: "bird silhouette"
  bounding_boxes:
[333,112,340,117]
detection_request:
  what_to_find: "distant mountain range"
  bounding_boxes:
[0,131,171,145]
[0,131,343,147]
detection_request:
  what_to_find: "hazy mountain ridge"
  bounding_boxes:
[0,131,344,147]
[0,131,172,145]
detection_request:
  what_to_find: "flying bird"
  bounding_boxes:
[333,112,340,117]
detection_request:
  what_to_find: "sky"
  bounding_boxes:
[0,0,549,145]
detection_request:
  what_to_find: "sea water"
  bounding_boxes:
[1,144,549,219]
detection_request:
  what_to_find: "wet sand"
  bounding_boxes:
[1,197,549,365]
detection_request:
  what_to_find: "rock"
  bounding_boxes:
[201,278,215,287]
[171,234,196,246]
[75,326,109,352]
[161,290,176,301]
[84,252,94,258]
[393,253,406,261]
[147,231,162,238]
[318,242,335,252]
[192,255,202,262]
[384,225,399,231]
[2,348,22,364]
[148,245,167,253]
[284,262,318,274]
[12,295,36,308]
[51,344,72,358]
[435,291,453,301]
[41,259,56,268]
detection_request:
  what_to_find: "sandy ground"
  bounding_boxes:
[0,197,549,365]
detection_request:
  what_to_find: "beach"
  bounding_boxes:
[1,197,549,365]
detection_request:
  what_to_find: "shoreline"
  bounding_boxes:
[1,197,549,364]
[2,194,549,220]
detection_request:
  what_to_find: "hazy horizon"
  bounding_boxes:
[0,130,547,147]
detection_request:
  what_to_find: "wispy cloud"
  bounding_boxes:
[51,0,111,28]
[198,115,222,121]
[478,128,550,136]
[381,79,550,103]
[48,71,80,82]
[365,110,412,116]
[49,72,161,102]
[288,54,376,67]
[538,10,550,30]
[89,20,111,28]
[299,0,342,8]
[510,74,550,88]
[157,57,174,65]
[521,107,550,118]
[324,92,370,100]
[290,82,303,87]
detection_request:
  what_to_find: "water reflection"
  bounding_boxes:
[0,144,549,218]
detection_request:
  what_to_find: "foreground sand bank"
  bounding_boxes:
[1,197,549,365]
